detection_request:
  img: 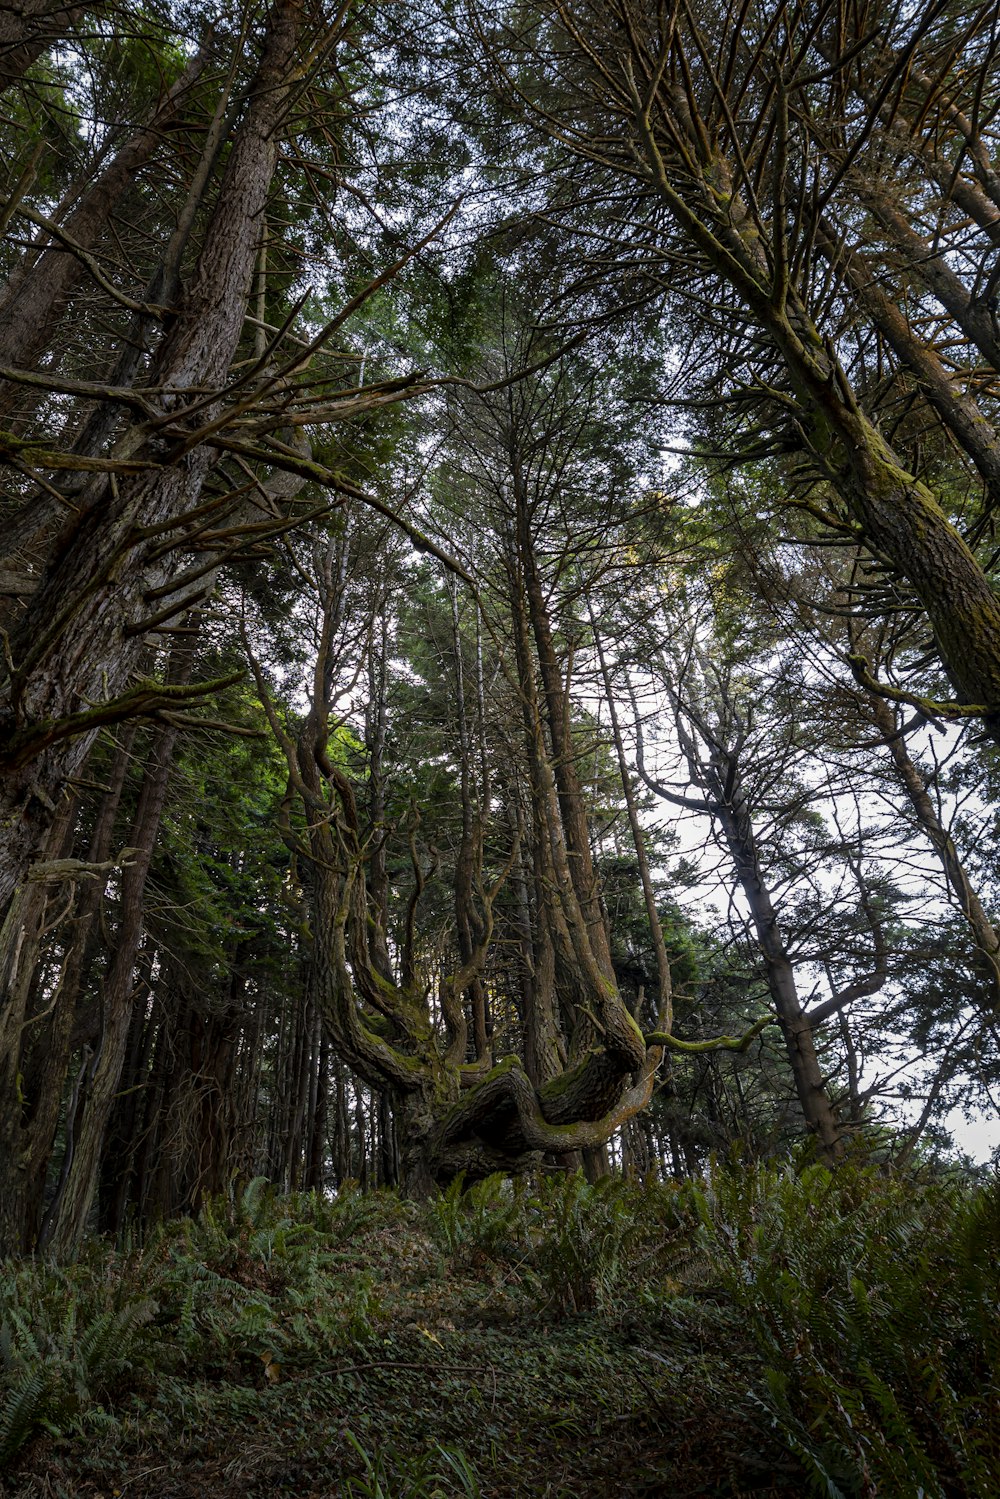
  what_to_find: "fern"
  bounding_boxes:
[0,1368,51,1467]
[694,1160,1000,1498]
[0,1256,160,1472]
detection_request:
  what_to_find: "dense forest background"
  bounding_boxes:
[3,0,1000,1257]
[3,1,1000,1493]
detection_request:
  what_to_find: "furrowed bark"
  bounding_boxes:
[0,0,304,921]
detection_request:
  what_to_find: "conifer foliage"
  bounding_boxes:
[0,0,997,1280]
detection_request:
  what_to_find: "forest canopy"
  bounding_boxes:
[1,0,1000,1262]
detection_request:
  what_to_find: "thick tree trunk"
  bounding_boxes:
[624,56,1000,734]
[509,547,636,1069]
[519,844,565,1087]
[0,0,303,922]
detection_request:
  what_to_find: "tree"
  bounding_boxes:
[472,0,1000,736]
[245,305,767,1194]
[3,0,1000,1260]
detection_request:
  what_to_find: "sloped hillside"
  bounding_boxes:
[3,1166,997,1498]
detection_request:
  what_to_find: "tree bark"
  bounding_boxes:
[0,47,208,415]
[0,0,303,922]
[19,729,135,1247]
[0,793,77,1255]
[43,638,191,1255]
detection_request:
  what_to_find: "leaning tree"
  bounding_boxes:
[469,0,1000,739]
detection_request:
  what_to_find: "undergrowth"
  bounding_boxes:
[2,1164,997,1497]
[692,1161,1000,1498]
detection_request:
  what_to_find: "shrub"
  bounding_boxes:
[0,1255,156,1466]
[692,1161,1000,1498]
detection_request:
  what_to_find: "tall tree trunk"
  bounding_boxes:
[19,729,136,1247]
[637,669,844,1164]
[0,795,77,1254]
[43,639,192,1255]
[514,461,614,979]
[0,47,208,414]
[593,617,673,1029]
[97,958,157,1236]
[711,785,844,1163]
[365,615,394,983]
[307,1025,331,1192]
[449,575,488,1060]
[0,0,303,921]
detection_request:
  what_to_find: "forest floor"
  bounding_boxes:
[1,1179,798,1498]
[3,1166,995,1497]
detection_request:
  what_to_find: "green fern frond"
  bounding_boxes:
[0,1368,51,1467]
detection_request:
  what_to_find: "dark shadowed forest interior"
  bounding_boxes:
[1,1,999,1494]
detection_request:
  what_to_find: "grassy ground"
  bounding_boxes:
[2,1165,997,1497]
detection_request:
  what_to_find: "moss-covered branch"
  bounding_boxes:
[644,1016,774,1055]
[0,672,243,772]
[847,653,992,723]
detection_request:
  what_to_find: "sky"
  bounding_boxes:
[947,1105,1000,1164]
